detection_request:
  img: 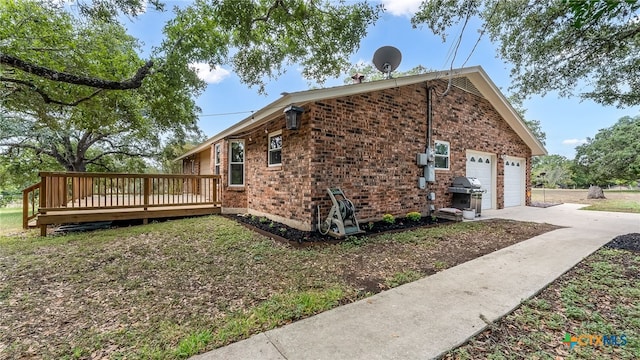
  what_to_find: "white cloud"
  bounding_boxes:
[189,63,231,84]
[381,0,423,17]
[562,138,587,145]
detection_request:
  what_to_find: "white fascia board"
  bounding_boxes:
[465,68,547,156]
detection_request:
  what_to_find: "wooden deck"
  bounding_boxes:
[24,172,222,236]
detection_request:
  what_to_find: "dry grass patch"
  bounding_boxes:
[443,248,640,359]
[0,216,559,359]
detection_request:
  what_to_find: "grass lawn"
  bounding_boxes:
[531,189,640,213]
[581,199,640,213]
[444,247,640,359]
[0,207,22,234]
[0,215,558,359]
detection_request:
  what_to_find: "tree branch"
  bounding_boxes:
[0,76,104,106]
[86,149,154,163]
[252,0,286,23]
[0,141,55,158]
[25,47,70,52]
[0,53,153,90]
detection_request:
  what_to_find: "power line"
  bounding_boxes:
[439,9,472,97]
[461,1,500,68]
[199,110,254,117]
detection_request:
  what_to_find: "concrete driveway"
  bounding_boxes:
[193,204,639,360]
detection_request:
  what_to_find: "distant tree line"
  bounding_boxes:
[533,115,640,189]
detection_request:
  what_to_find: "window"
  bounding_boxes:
[214,143,221,175]
[268,131,282,166]
[229,140,244,186]
[434,140,450,170]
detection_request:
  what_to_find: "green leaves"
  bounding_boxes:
[567,0,640,28]
[163,0,381,92]
[532,155,574,188]
[574,115,640,184]
[411,0,640,107]
[1,0,382,183]
[0,1,202,177]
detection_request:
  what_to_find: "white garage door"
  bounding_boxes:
[466,152,493,210]
[504,157,525,207]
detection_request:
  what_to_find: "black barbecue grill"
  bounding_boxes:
[449,176,486,216]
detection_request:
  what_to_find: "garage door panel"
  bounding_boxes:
[466,153,493,210]
[504,158,524,207]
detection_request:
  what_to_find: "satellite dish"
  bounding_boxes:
[372,46,402,79]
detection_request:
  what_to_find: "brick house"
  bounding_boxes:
[177,66,546,231]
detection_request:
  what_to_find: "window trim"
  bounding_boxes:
[267,130,283,167]
[434,140,450,170]
[228,139,245,186]
[214,143,221,175]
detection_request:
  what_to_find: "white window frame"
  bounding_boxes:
[214,143,221,175]
[434,140,450,170]
[229,140,245,186]
[268,130,282,166]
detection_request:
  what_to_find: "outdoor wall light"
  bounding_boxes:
[284,105,304,130]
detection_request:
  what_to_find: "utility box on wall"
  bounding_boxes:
[424,163,435,182]
[416,153,429,166]
[418,177,426,189]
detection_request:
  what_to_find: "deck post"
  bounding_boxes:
[143,177,150,225]
[22,188,28,229]
[39,176,47,236]
[61,175,67,207]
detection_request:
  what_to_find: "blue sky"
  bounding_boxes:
[124,0,639,159]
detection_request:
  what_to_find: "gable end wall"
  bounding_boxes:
[307,80,531,227]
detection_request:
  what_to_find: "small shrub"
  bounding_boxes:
[406,212,421,222]
[340,236,367,249]
[278,227,287,234]
[385,270,423,288]
[433,260,448,271]
[175,330,213,357]
[268,222,275,228]
[259,217,269,223]
[367,222,374,230]
[381,214,395,224]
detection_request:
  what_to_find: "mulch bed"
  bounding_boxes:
[229,213,450,243]
[530,201,562,208]
[604,233,640,252]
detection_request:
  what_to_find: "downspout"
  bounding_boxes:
[426,83,433,151]
[426,83,438,215]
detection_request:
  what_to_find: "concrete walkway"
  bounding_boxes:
[193,204,639,360]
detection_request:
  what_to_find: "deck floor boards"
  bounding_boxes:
[36,204,222,226]
[33,194,221,228]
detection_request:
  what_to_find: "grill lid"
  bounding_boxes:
[452,176,482,189]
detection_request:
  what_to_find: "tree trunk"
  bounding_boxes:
[587,185,606,199]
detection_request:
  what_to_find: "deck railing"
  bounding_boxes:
[22,182,40,229]
[35,172,222,213]
[21,171,221,227]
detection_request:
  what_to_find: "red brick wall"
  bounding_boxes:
[243,115,313,228]
[307,80,531,227]
[213,79,532,230]
[309,85,428,224]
